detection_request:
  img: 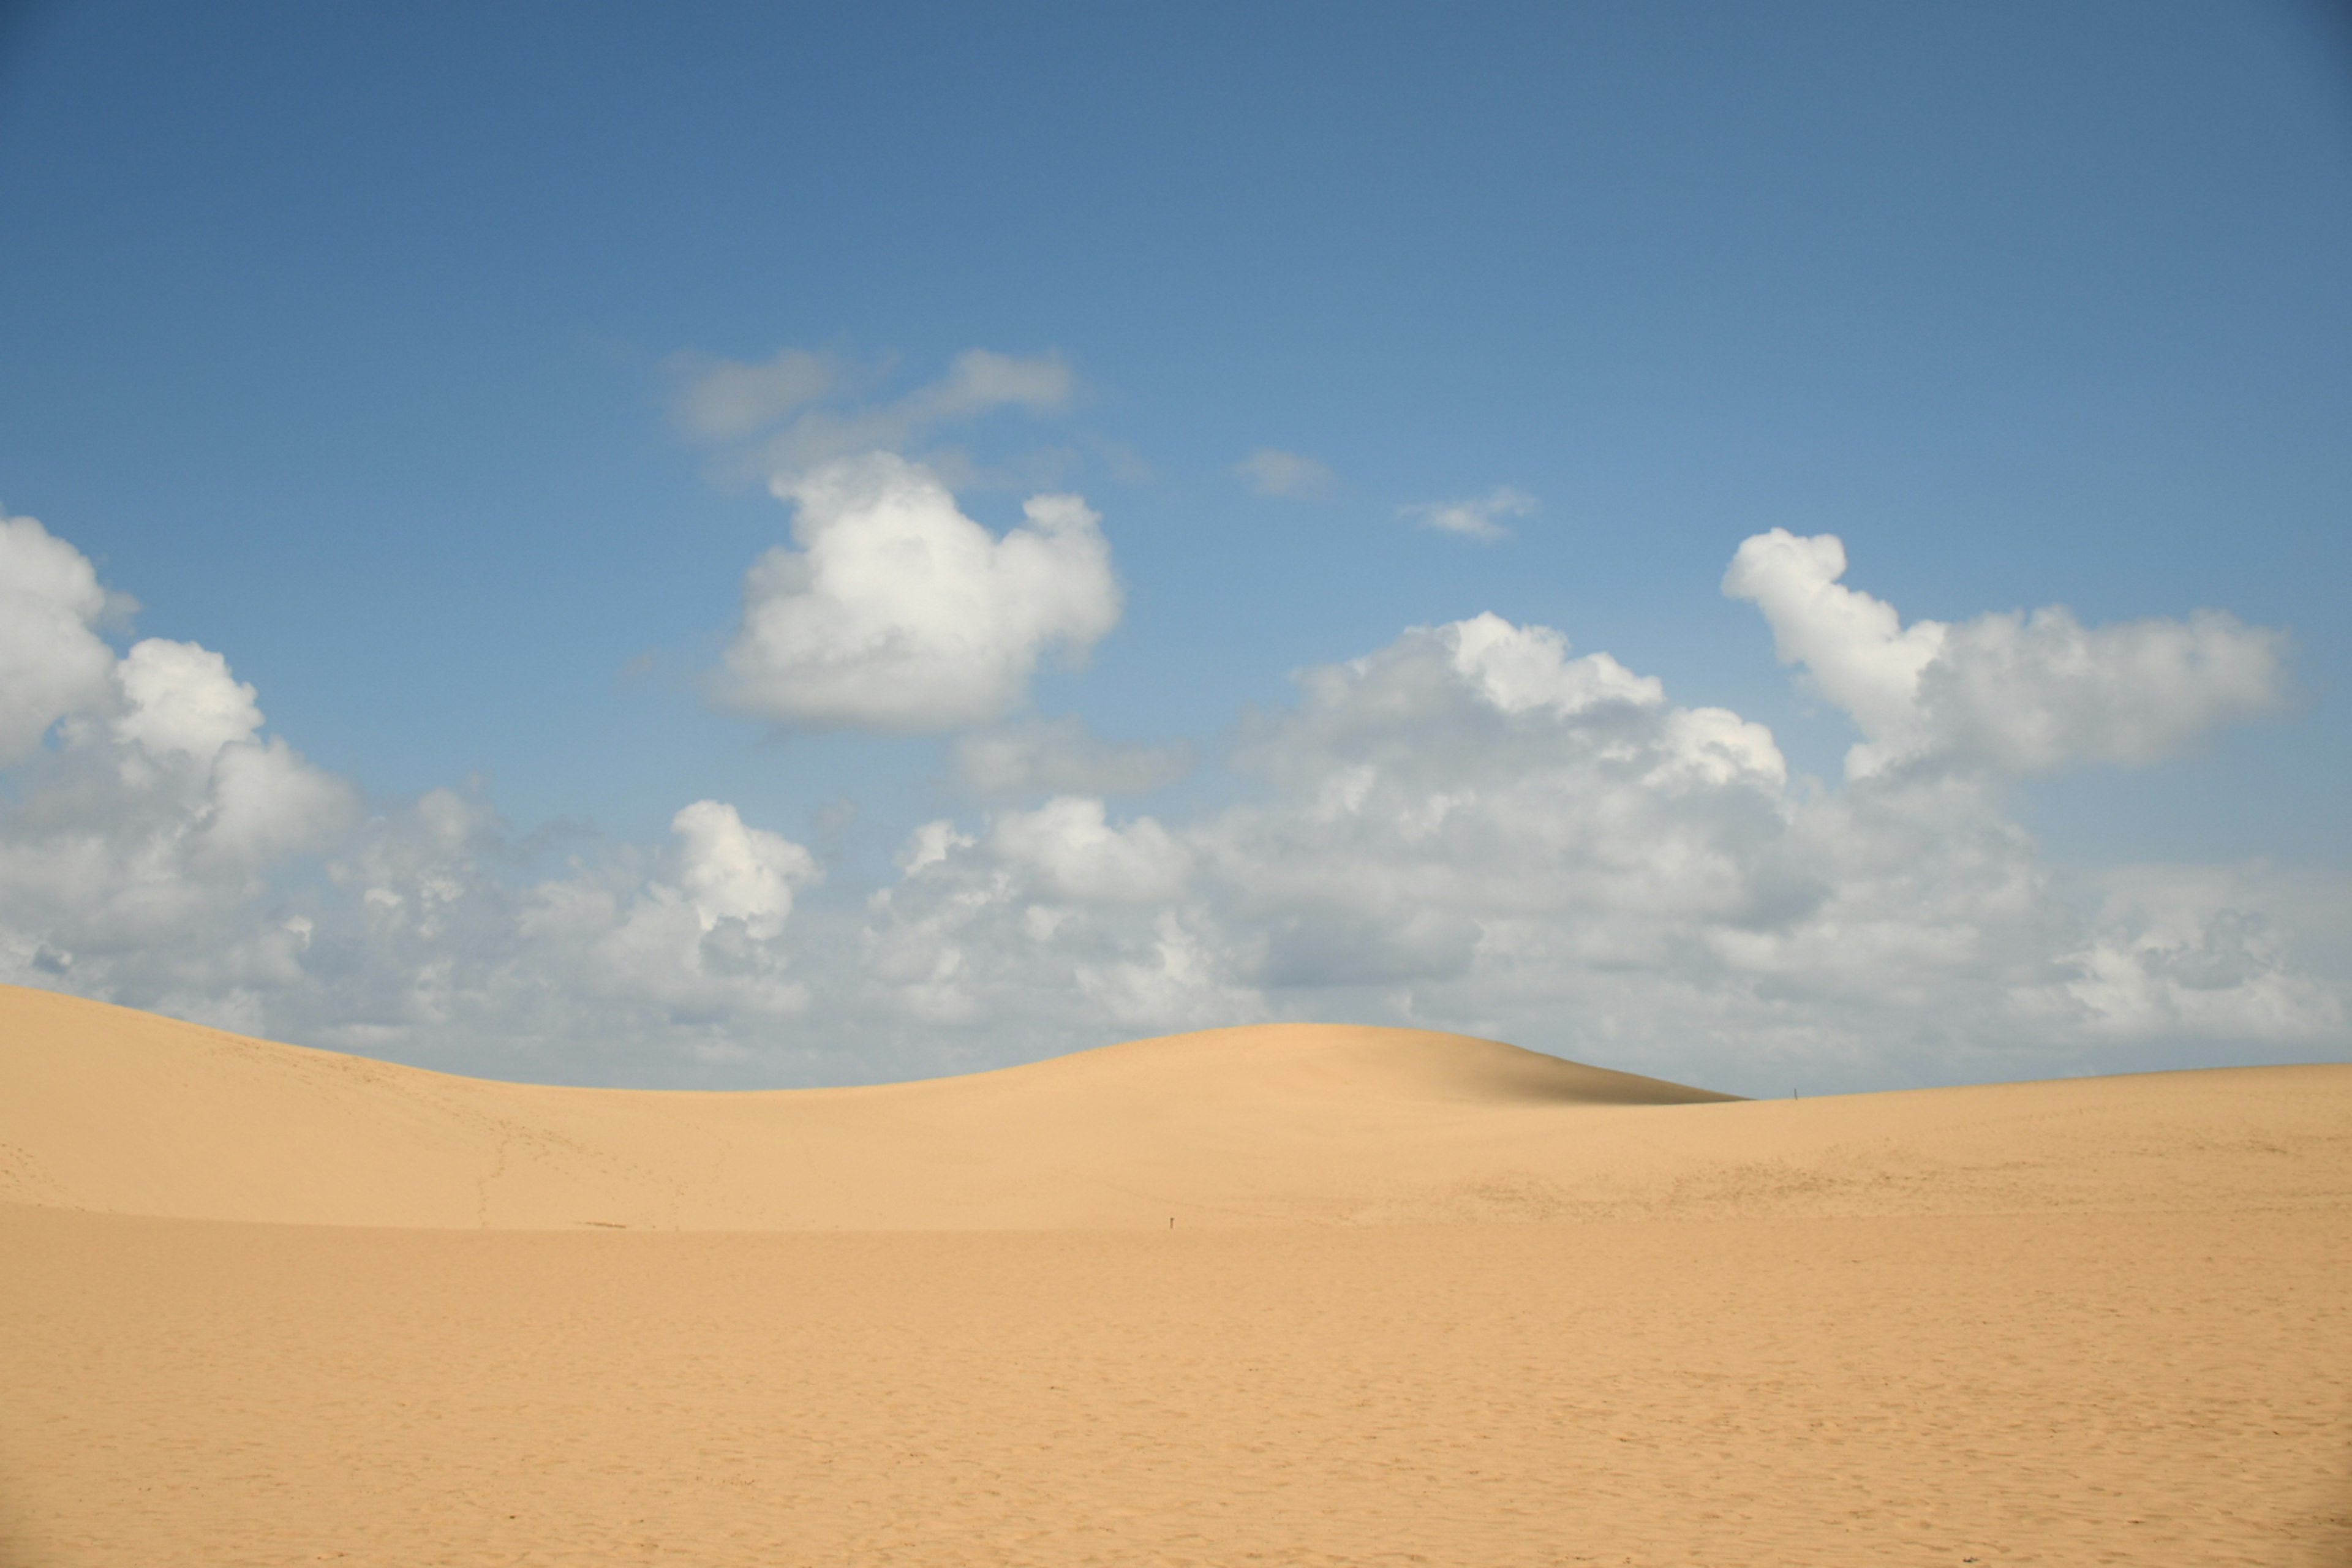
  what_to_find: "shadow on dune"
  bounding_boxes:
[1038,1023,1742,1107]
[1414,1036,1745,1106]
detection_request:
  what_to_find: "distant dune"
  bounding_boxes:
[2,982,2343,1229]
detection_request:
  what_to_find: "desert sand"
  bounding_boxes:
[2,984,2346,1565]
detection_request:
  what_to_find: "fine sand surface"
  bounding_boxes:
[2,986,2348,1565]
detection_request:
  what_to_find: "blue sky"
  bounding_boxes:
[2,1,2347,1092]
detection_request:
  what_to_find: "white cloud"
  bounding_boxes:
[1075,908,1262,1029]
[950,715,1193,798]
[0,521,834,1079]
[1400,485,1536,541]
[1177,598,2333,1080]
[201,737,361,869]
[1724,529,2290,779]
[717,453,1123,732]
[988,796,1192,904]
[670,799,820,940]
[1211,612,1795,938]
[2034,862,2349,1042]
[864,809,1251,1038]
[0,647,359,977]
[567,802,824,1025]
[1441,612,1665,716]
[1234,448,1335,498]
[0,510,122,764]
[113,639,263,767]
[897,819,975,875]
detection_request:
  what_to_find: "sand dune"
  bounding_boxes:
[2,983,2344,1229]
[4,984,2349,1566]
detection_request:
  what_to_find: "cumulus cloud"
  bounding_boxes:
[0,521,828,1080]
[989,796,1191,904]
[1207,611,1796,954]
[551,801,824,1028]
[1234,448,1335,498]
[201,737,363,869]
[949,715,1193,798]
[673,345,1076,483]
[0,586,362,1000]
[1400,486,1536,541]
[1724,529,2290,779]
[670,799,820,938]
[865,807,1249,1034]
[0,510,123,764]
[112,639,263,766]
[1181,603,2324,1078]
[2039,864,2348,1042]
[717,453,1123,732]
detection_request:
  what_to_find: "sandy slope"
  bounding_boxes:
[1,984,2345,1228]
[3,984,2348,1567]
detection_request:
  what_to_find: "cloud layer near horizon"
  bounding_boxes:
[0,489,2337,1090]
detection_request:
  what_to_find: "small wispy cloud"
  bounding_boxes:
[670,346,839,442]
[1234,448,1335,498]
[1400,486,1536,541]
[668,345,1077,486]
